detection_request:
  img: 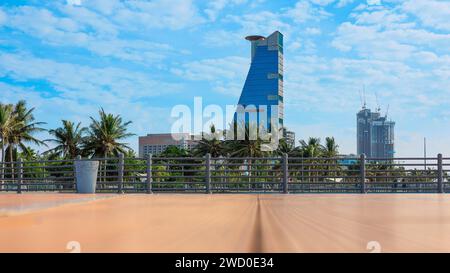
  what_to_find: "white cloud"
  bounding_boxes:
[336,0,356,8]
[0,8,6,25]
[171,56,248,97]
[285,1,332,23]
[203,1,333,47]
[332,23,418,60]
[353,9,407,26]
[0,52,182,103]
[367,0,381,5]
[2,5,184,63]
[227,11,293,36]
[112,0,205,30]
[87,0,121,15]
[67,0,82,6]
[309,0,336,6]
[332,7,450,61]
[288,39,302,51]
[204,0,247,21]
[305,27,322,35]
[402,0,450,31]
[172,56,248,81]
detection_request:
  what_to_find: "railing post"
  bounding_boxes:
[146,154,153,194]
[205,153,211,194]
[283,153,289,194]
[75,155,81,191]
[0,160,3,191]
[360,154,366,194]
[17,158,23,194]
[437,153,444,194]
[118,153,124,194]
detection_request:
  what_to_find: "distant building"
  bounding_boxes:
[139,133,198,157]
[357,108,395,158]
[282,127,295,147]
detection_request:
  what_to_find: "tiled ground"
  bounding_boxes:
[1,194,450,252]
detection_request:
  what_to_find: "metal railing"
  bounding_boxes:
[1,153,449,194]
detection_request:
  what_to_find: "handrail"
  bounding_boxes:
[0,154,448,194]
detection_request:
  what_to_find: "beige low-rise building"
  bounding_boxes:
[138,133,198,157]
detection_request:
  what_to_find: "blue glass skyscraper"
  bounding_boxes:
[234,31,284,133]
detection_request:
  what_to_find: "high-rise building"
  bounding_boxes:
[234,31,284,133]
[282,127,295,147]
[357,108,395,158]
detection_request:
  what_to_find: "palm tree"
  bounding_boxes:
[83,108,135,158]
[226,121,268,190]
[83,109,134,184]
[226,121,267,158]
[298,137,323,183]
[275,138,300,156]
[0,103,15,181]
[322,137,339,157]
[3,101,47,178]
[19,146,39,161]
[322,137,340,183]
[44,120,87,159]
[193,125,225,157]
[299,137,322,158]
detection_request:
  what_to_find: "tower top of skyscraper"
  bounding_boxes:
[245,35,265,41]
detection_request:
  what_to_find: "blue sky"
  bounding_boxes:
[1,0,450,156]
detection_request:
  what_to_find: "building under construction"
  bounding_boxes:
[357,106,395,158]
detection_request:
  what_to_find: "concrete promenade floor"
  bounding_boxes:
[1,193,450,253]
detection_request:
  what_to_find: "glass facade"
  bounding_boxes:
[357,108,395,158]
[235,31,284,132]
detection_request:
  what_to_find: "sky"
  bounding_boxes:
[1,0,450,157]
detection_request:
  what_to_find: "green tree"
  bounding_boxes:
[275,138,299,156]
[298,138,323,183]
[299,137,322,158]
[83,109,134,185]
[83,108,134,158]
[44,120,87,159]
[225,122,267,158]
[322,137,339,157]
[193,125,225,157]
[160,145,190,157]
[321,137,340,184]
[18,146,40,161]
[225,122,269,190]
[3,101,47,178]
[0,103,15,180]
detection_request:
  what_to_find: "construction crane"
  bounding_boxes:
[358,85,367,110]
[363,85,367,109]
[358,89,364,109]
[375,91,381,113]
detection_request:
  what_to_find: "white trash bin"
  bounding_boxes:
[75,160,99,193]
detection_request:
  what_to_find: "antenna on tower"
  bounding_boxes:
[385,104,390,118]
[362,85,367,110]
[358,88,364,109]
